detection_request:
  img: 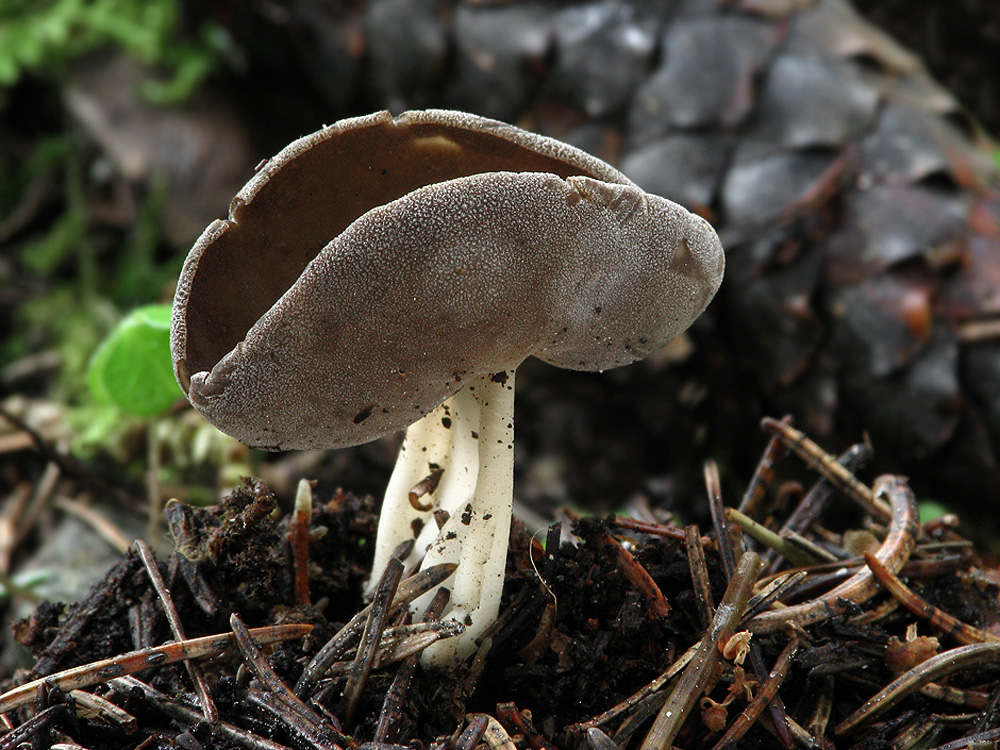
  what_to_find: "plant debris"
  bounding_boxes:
[3,419,1000,749]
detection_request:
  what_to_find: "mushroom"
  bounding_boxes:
[170,109,725,666]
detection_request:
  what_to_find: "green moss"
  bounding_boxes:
[0,0,245,497]
[0,0,224,103]
[6,288,119,404]
[3,143,182,402]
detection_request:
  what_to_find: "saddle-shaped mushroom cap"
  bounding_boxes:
[171,109,724,665]
[171,109,723,451]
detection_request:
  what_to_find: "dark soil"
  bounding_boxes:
[5,467,1000,749]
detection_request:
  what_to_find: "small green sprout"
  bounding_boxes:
[0,570,50,604]
[918,500,952,525]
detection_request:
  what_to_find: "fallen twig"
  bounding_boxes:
[737,415,791,517]
[640,550,761,750]
[137,539,217,721]
[295,561,456,698]
[343,558,403,724]
[230,613,344,748]
[374,588,450,743]
[0,623,312,713]
[710,638,799,750]
[864,552,1000,645]
[760,418,888,521]
[111,675,295,750]
[835,643,1000,736]
[749,475,919,634]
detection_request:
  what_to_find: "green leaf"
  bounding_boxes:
[88,303,180,416]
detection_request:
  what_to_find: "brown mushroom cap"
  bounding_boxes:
[171,109,629,386]
[171,110,724,450]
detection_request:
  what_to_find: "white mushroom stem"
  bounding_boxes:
[368,370,515,666]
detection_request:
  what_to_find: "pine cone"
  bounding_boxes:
[199,0,1000,509]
